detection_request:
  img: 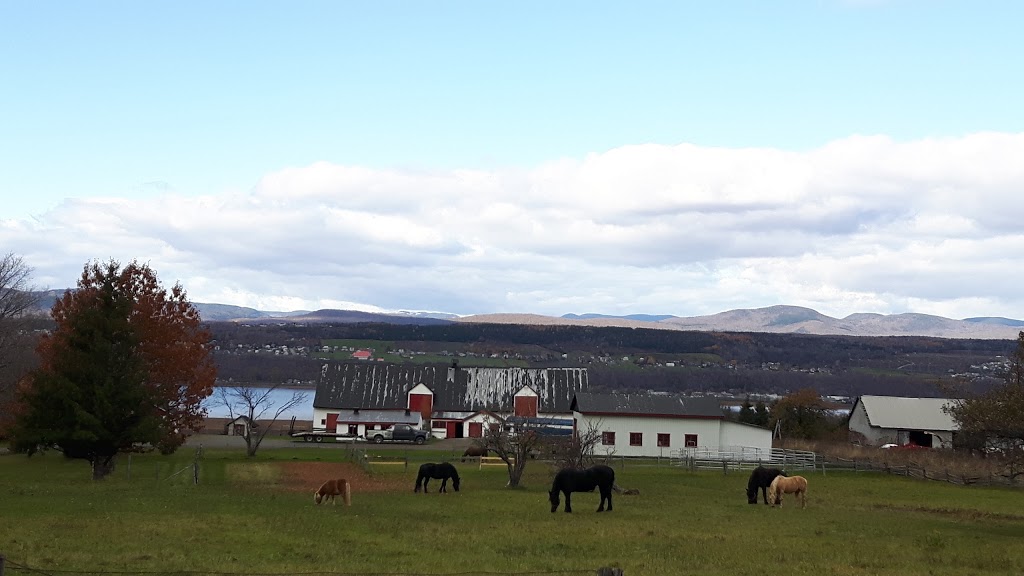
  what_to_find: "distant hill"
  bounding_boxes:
[25,290,1022,339]
[461,305,1023,340]
[563,313,676,322]
[963,317,1024,327]
[234,308,453,326]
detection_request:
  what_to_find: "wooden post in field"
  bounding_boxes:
[1,553,6,576]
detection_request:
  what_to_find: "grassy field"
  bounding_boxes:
[3,447,1024,576]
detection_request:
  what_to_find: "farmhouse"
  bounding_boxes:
[847,395,960,448]
[571,392,772,459]
[312,361,588,439]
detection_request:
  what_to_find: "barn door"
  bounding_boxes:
[468,422,483,438]
[326,413,339,433]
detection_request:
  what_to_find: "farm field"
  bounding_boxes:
[2,447,1024,576]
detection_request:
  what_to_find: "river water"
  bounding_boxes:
[202,386,315,420]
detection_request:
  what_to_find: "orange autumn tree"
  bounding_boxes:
[10,260,215,479]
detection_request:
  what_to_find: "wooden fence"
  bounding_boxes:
[822,457,1024,487]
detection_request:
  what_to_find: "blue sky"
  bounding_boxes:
[2,1,1023,322]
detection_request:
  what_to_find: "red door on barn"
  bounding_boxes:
[326,413,339,432]
[446,421,457,438]
[468,422,483,438]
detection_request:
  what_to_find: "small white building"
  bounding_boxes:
[571,392,772,459]
[848,395,960,448]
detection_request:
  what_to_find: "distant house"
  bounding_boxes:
[847,395,960,448]
[351,350,372,360]
[570,392,772,459]
[225,415,254,437]
[329,408,423,438]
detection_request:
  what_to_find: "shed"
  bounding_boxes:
[847,395,960,448]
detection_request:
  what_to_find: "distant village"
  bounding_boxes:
[212,339,1012,408]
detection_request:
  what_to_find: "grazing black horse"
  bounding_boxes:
[549,464,616,513]
[415,462,461,493]
[746,465,786,504]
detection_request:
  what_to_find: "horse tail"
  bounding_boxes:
[342,479,351,506]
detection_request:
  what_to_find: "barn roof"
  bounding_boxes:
[313,362,589,413]
[854,395,959,432]
[571,392,723,419]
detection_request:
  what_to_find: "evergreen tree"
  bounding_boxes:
[738,395,756,424]
[754,400,770,427]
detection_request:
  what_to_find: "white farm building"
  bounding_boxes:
[571,392,772,459]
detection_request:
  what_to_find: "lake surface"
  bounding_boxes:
[202,386,315,420]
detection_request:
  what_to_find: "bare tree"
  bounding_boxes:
[0,253,41,435]
[550,419,613,470]
[215,384,308,457]
[480,421,547,488]
[0,253,40,369]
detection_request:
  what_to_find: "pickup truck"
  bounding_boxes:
[367,424,429,445]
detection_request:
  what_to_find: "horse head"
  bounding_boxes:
[746,486,758,504]
[549,489,560,513]
[314,492,323,504]
[452,473,461,492]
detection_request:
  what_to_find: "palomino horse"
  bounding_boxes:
[768,475,807,508]
[314,478,351,506]
[746,466,786,505]
[415,462,461,493]
[549,464,616,513]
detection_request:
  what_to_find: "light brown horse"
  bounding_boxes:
[767,475,807,508]
[314,478,351,506]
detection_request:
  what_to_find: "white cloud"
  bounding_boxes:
[5,132,1024,320]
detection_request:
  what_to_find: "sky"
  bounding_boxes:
[2,1,1023,320]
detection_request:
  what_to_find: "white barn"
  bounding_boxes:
[847,395,960,448]
[571,392,772,459]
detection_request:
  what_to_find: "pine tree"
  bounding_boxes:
[738,395,756,424]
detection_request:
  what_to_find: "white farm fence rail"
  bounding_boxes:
[670,446,819,473]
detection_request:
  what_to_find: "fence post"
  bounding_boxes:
[1,553,6,576]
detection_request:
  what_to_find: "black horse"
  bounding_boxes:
[414,462,461,493]
[746,465,786,504]
[549,464,616,513]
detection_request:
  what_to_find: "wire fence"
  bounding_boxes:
[0,557,622,576]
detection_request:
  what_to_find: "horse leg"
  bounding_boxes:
[440,478,447,493]
[564,491,573,513]
[761,486,769,505]
[597,487,610,512]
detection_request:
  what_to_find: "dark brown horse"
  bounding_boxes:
[461,444,489,462]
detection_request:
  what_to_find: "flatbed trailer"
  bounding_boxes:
[290,430,362,443]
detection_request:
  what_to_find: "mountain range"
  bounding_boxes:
[189,301,1024,340]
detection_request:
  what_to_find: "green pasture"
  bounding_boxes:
[2,448,1024,576]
